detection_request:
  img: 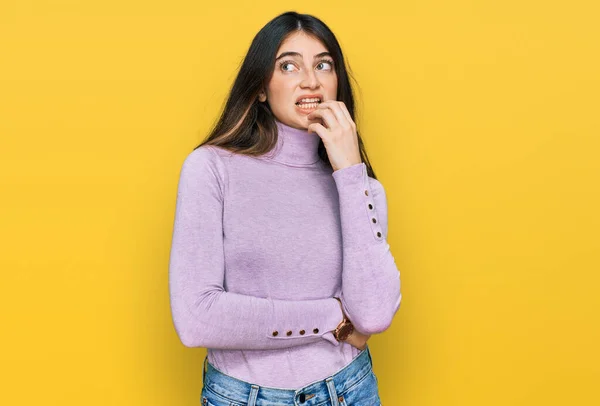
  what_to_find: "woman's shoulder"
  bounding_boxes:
[179,145,228,191]
[183,144,235,167]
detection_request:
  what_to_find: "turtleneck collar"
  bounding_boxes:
[261,119,322,166]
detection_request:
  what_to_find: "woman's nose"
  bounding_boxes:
[301,70,320,88]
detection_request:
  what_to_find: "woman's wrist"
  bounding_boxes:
[332,297,355,341]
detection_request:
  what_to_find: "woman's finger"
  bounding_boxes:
[307,107,338,130]
[317,101,349,130]
[306,122,328,140]
[337,102,355,129]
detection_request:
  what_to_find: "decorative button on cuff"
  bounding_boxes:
[271,328,319,337]
[364,187,383,240]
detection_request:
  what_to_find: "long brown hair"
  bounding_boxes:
[195,11,378,180]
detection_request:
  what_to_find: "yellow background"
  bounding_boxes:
[1,1,599,405]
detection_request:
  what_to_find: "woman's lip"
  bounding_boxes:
[296,95,323,103]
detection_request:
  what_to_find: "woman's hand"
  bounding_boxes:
[344,328,371,351]
[306,101,362,172]
[334,296,371,350]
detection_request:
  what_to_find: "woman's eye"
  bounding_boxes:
[281,62,295,72]
[280,60,333,73]
[317,61,333,71]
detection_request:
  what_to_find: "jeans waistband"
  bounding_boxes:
[202,346,374,406]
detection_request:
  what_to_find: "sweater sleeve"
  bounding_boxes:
[331,162,402,335]
[168,146,344,350]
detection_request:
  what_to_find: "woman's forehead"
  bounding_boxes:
[277,32,328,54]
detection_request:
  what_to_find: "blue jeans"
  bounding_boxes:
[201,345,382,406]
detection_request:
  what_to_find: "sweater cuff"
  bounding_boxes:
[322,331,341,346]
[266,297,343,345]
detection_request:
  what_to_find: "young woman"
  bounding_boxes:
[169,11,402,406]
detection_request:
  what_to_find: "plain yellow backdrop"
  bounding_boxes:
[1,1,599,405]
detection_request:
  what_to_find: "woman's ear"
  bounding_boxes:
[258,91,267,102]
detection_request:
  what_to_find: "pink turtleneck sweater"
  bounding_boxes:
[168,119,401,389]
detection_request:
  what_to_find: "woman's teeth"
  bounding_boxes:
[296,98,321,109]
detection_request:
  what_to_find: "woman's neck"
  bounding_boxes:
[262,119,321,166]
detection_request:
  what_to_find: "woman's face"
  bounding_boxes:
[260,31,338,131]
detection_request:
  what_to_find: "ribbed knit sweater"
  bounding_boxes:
[168,118,401,388]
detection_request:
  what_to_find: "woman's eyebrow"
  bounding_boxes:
[275,51,332,61]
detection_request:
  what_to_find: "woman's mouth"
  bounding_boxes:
[295,97,321,113]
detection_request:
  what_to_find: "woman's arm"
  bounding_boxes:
[331,162,402,335]
[168,146,344,350]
